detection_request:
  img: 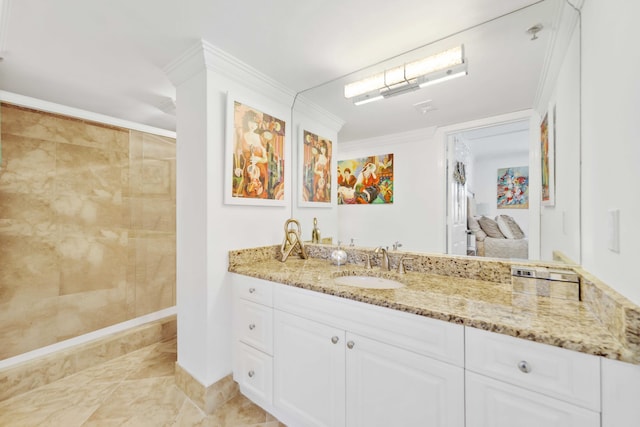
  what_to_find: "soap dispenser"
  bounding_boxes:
[331,241,348,266]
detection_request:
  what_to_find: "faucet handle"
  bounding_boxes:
[392,241,403,251]
[397,256,414,274]
[349,238,357,247]
[364,253,372,269]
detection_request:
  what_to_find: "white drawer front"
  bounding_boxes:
[235,342,273,407]
[236,299,273,355]
[466,372,600,427]
[233,275,273,306]
[465,327,601,411]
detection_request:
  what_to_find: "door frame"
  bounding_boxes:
[439,110,538,257]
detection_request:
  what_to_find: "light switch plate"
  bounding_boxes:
[607,209,620,253]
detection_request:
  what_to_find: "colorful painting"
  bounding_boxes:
[540,109,555,206]
[226,97,286,205]
[337,154,393,205]
[300,129,332,205]
[497,166,529,209]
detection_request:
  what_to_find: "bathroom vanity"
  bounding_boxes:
[229,245,640,427]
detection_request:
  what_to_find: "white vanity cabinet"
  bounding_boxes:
[601,357,640,427]
[465,327,601,427]
[232,276,274,408]
[273,310,346,427]
[345,331,464,427]
[231,274,632,427]
[272,281,465,427]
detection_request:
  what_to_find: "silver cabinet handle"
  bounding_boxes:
[248,370,255,378]
[248,323,255,330]
[331,336,339,344]
[249,287,256,294]
[518,360,531,373]
[347,341,355,349]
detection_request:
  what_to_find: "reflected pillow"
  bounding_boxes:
[468,215,481,232]
[478,216,505,239]
[468,216,487,241]
[496,215,525,239]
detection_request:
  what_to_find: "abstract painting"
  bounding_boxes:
[225,95,286,205]
[540,109,555,206]
[497,166,529,209]
[337,153,393,205]
[300,129,332,205]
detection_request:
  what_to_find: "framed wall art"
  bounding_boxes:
[224,93,287,206]
[337,153,394,205]
[497,166,529,209]
[540,108,555,206]
[298,127,333,207]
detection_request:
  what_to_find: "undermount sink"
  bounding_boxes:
[334,275,405,289]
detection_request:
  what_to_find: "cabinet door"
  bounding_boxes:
[466,372,600,427]
[346,333,464,427]
[273,310,346,427]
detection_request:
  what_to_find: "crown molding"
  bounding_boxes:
[435,109,533,138]
[339,126,437,152]
[292,93,345,134]
[164,39,295,107]
[163,41,207,87]
[0,91,177,138]
[533,0,583,111]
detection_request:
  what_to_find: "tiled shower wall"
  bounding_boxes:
[0,103,176,360]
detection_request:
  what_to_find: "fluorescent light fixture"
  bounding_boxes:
[353,93,384,106]
[344,73,383,99]
[418,63,468,88]
[344,45,466,105]
[381,81,420,98]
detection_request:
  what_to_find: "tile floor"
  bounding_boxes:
[0,338,285,426]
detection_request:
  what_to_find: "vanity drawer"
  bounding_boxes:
[233,275,273,306]
[235,342,273,407]
[465,327,601,411]
[236,299,273,355]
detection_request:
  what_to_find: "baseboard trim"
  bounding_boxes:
[0,314,177,403]
[174,364,239,414]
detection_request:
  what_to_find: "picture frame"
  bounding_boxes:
[298,125,334,207]
[224,92,287,206]
[540,107,556,207]
[337,153,394,205]
[497,166,529,209]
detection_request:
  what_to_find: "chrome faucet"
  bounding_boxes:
[374,246,390,270]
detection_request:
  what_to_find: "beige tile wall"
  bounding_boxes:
[0,103,176,359]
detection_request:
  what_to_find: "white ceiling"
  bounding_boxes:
[0,0,555,138]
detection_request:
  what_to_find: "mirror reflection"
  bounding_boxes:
[291,0,581,265]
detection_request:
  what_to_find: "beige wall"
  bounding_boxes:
[0,104,176,360]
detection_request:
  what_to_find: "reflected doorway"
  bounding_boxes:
[446,120,531,259]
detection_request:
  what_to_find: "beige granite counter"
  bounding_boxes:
[228,245,640,364]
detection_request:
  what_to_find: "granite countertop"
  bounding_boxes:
[228,246,639,364]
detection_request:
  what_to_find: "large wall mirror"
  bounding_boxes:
[291,0,581,265]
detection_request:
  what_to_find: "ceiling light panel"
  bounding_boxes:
[405,46,463,79]
[344,45,466,104]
